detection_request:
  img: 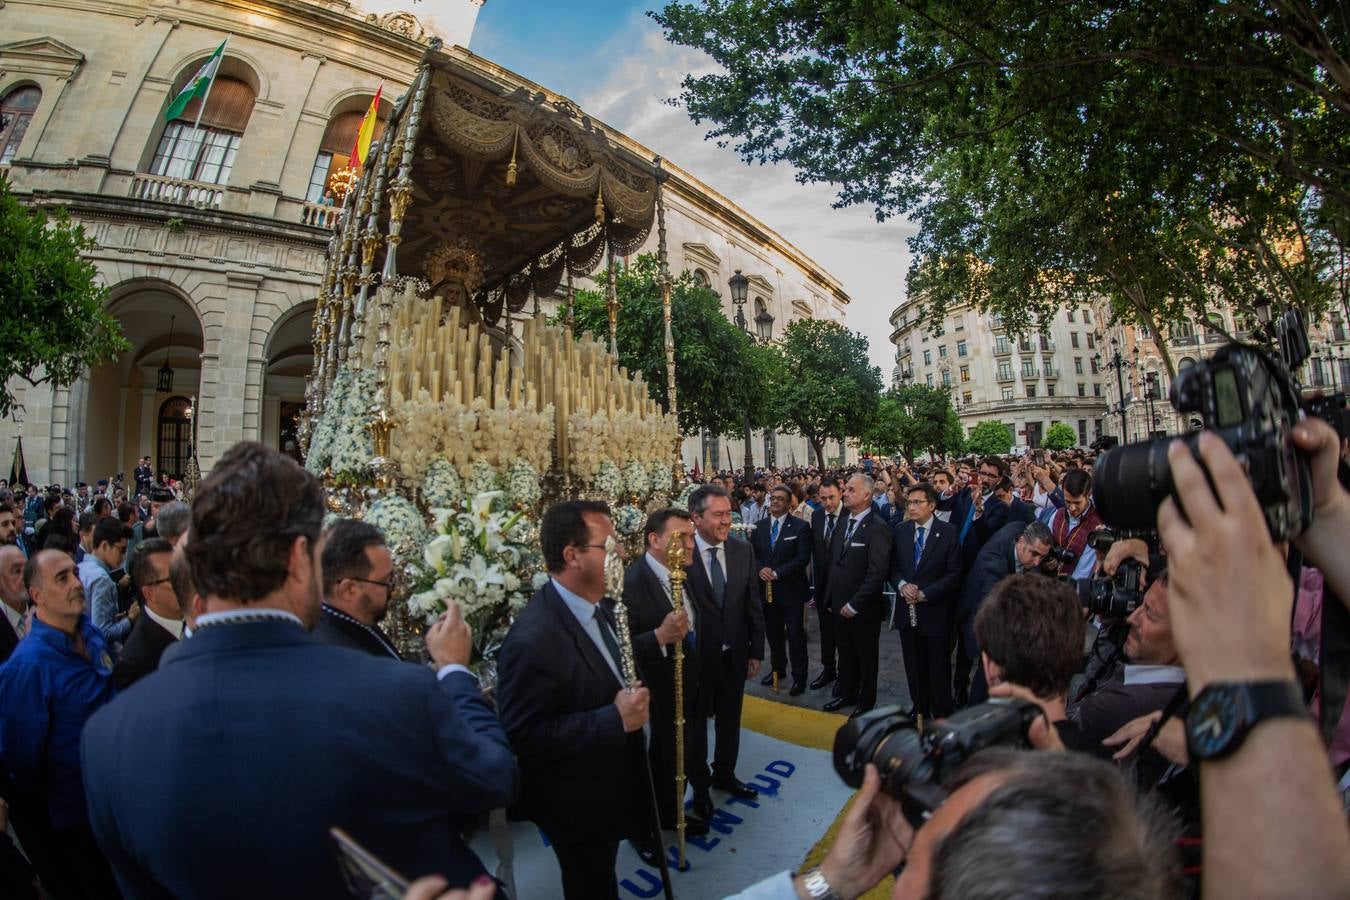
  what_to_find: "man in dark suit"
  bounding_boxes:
[683,484,765,820]
[956,520,1054,704]
[0,543,26,661]
[890,482,962,718]
[497,500,653,900]
[312,518,403,660]
[81,442,517,899]
[112,538,181,690]
[822,473,894,717]
[947,455,1012,706]
[808,477,843,691]
[749,485,814,694]
[133,457,153,497]
[620,507,711,839]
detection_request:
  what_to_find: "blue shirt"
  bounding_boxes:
[551,579,623,686]
[78,555,131,645]
[0,615,115,828]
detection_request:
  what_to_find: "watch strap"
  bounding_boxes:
[798,866,842,900]
[1188,680,1306,761]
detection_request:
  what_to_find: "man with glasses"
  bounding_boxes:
[313,519,402,660]
[113,539,181,689]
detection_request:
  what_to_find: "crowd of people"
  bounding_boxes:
[0,428,1346,899]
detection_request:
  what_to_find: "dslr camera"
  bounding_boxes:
[1093,317,1321,541]
[1045,544,1077,567]
[1069,529,1145,617]
[834,699,1042,827]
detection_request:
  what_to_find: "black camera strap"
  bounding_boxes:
[1131,684,1189,762]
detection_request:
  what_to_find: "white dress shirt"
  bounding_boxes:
[143,605,185,640]
[895,514,935,592]
[645,552,696,657]
[693,532,732,650]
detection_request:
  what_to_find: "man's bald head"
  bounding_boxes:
[0,544,26,610]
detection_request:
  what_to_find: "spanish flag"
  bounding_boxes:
[349,84,383,170]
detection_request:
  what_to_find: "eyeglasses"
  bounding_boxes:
[346,576,396,593]
[574,544,610,553]
[140,578,171,588]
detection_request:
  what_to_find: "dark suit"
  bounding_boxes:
[1007,496,1037,525]
[81,618,516,899]
[824,509,894,712]
[0,611,19,663]
[890,518,962,717]
[111,613,178,690]
[810,507,843,678]
[312,603,403,659]
[749,515,813,682]
[622,557,700,828]
[956,521,1026,704]
[497,582,648,899]
[948,488,1010,704]
[684,536,764,789]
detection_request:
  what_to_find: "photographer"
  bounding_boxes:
[725,752,1179,900]
[975,574,1092,750]
[1071,569,1184,754]
[1156,425,1350,898]
[1043,468,1103,579]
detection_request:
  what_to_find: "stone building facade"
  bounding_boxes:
[0,0,848,486]
[889,298,1110,450]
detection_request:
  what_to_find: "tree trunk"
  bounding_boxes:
[809,435,825,468]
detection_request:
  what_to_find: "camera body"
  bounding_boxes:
[1071,558,1144,618]
[834,699,1041,826]
[1093,342,1313,541]
[1045,544,1077,567]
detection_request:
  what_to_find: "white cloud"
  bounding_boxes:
[575,16,915,376]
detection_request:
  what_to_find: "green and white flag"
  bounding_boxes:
[164,39,227,122]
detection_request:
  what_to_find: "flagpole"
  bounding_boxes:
[188,36,230,179]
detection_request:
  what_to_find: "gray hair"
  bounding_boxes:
[1019,521,1053,547]
[687,484,730,516]
[929,749,1181,900]
[848,473,875,494]
[155,501,192,544]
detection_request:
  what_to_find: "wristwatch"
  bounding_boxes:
[1185,680,1307,761]
[797,866,842,900]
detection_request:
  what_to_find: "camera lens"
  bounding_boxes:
[1092,438,1175,531]
[833,707,931,796]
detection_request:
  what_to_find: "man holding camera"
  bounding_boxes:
[1043,468,1103,579]
[890,482,962,719]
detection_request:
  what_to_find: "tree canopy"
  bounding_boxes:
[654,2,1349,360]
[863,384,963,462]
[0,174,128,419]
[772,318,882,464]
[966,420,1014,456]
[1042,422,1079,451]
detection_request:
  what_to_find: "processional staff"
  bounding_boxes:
[604,536,675,898]
[665,530,690,870]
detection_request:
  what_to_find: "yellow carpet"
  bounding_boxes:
[740,697,896,899]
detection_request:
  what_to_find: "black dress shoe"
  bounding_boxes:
[712,777,759,800]
[848,705,874,719]
[692,789,714,822]
[809,671,836,690]
[680,816,711,838]
[789,679,806,697]
[822,696,857,712]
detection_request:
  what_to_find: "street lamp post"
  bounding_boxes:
[1094,337,1132,441]
[728,270,756,483]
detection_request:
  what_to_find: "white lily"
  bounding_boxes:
[470,491,505,526]
[424,534,454,576]
[455,555,505,593]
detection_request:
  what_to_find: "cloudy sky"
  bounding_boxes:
[457,0,914,376]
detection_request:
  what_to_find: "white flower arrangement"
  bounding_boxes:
[648,461,672,496]
[622,460,650,499]
[365,495,428,560]
[305,369,354,474]
[465,458,501,496]
[593,461,624,500]
[506,459,542,509]
[328,369,376,478]
[406,490,538,653]
[421,458,462,509]
[674,482,698,511]
[613,503,645,536]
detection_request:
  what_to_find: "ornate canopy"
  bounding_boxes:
[365,46,662,326]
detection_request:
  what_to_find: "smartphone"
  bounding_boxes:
[331,827,409,900]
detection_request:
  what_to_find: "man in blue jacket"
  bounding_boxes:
[80,442,517,899]
[0,548,119,898]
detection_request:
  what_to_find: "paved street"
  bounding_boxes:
[744,599,918,714]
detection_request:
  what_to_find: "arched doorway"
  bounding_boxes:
[80,282,203,486]
[157,396,193,481]
[263,302,315,462]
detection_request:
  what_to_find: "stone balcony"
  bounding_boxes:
[129,172,224,209]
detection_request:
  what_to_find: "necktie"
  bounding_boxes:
[824,514,837,541]
[843,517,858,544]
[959,497,976,544]
[707,546,726,606]
[593,606,625,684]
[914,525,926,568]
[770,518,780,547]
